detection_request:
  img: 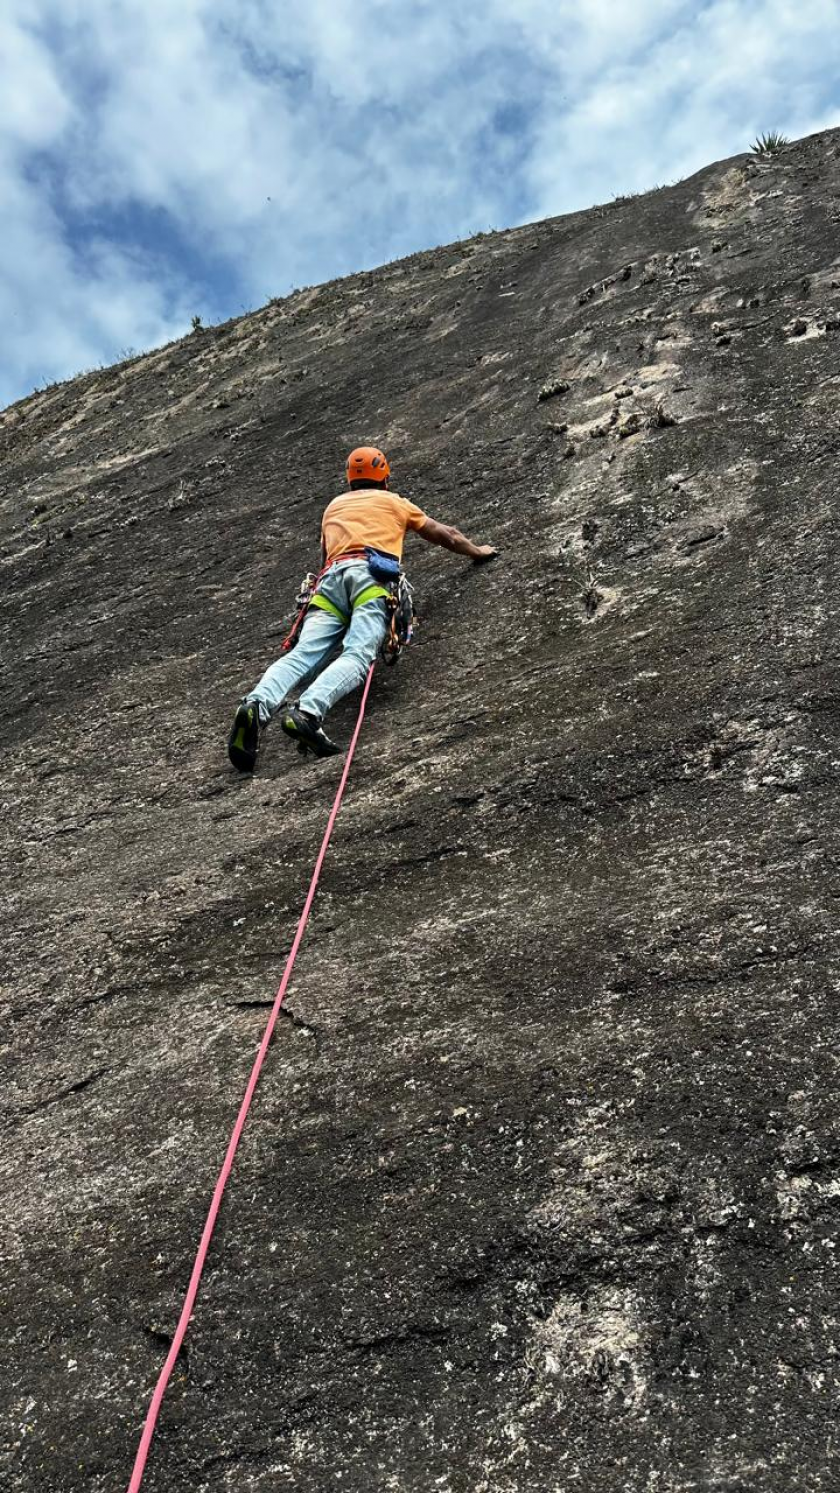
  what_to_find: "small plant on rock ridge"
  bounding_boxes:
[581,561,602,619]
[750,130,789,157]
[538,377,570,403]
[190,314,203,332]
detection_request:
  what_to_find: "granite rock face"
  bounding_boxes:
[2,131,840,1492]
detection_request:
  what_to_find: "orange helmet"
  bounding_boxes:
[346,446,390,485]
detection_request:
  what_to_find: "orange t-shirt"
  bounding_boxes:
[321,489,428,565]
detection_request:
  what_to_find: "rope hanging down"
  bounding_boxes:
[126,664,376,1492]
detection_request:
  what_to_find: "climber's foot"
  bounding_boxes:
[280,706,341,759]
[227,699,261,772]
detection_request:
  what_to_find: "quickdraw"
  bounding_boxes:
[382,572,416,666]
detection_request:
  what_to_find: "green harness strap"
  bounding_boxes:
[309,593,349,624]
[354,583,391,608]
[309,584,390,625]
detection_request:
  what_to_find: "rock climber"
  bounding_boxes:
[228,446,497,770]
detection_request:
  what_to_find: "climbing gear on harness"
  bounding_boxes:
[227,699,261,772]
[295,571,319,610]
[281,570,322,653]
[382,572,416,666]
[345,446,390,484]
[280,705,341,758]
[278,570,320,654]
[125,667,376,1493]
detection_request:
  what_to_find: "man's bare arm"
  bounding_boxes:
[417,516,497,563]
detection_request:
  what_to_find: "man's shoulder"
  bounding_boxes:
[322,490,354,518]
[323,488,422,518]
[382,490,426,520]
[393,491,426,520]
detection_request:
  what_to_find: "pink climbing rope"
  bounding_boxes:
[126,666,376,1492]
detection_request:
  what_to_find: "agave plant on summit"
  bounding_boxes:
[750,129,790,156]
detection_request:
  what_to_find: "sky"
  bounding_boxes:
[2,0,840,409]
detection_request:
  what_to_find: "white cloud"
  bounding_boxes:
[3,15,71,148]
[523,0,840,214]
[0,5,195,404]
[1,0,838,407]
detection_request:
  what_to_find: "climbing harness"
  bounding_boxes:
[125,666,376,1493]
[278,549,417,666]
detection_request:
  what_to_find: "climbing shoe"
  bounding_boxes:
[280,706,341,759]
[227,699,261,772]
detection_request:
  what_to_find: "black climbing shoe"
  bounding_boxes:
[280,706,341,759]
[228,699,261,772]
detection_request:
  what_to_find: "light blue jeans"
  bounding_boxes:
[247,560,389,723]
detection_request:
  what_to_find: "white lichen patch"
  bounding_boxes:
[695,164,765,229]
[783,318,827,342]
[776,1171,814,1221]
[634,360,682,388]
[528,1287,649,1407]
